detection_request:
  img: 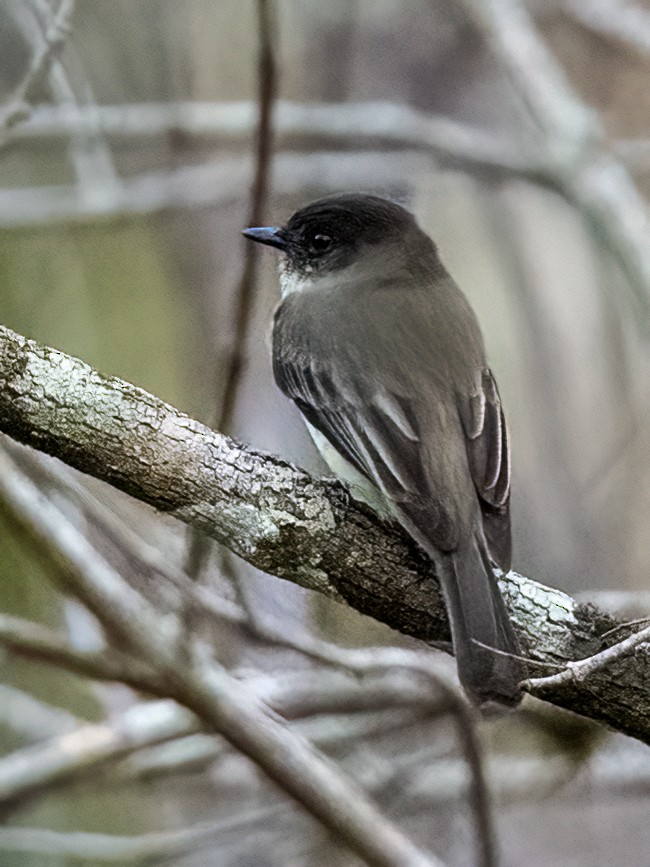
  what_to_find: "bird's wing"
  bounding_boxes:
[273,291,510,558]
[272,295,460,547]
[274,342,428,503]
[458,368,512,570]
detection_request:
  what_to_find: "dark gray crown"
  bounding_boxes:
[281,193,421,273]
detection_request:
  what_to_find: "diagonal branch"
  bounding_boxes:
[0,322,649,743]
[0,613,160,691]
[0,424,443,867]
[0,324,447,638]
[460,0,650,317]
[0,699,198,812]
[0,0,76,139]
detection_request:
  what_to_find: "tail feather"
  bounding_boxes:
[436,533,524,705]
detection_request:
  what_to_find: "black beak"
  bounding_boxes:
[241,226,287,251]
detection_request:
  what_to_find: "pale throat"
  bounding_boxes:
[278,243,405,298]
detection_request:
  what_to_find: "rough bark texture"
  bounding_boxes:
[0,323,647,742]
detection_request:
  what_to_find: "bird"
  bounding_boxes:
[243,192,524,706]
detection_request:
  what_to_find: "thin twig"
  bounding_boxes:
[460,0,650,316]
[563,0,650,56]
[0,700,198,809]
[0,448,443,867]
[526,622,650,693]
[218,0,277,432]
[182,0,278,643]
[0,0,76,139]
[242,614,497,867]
[0,804,291,862]
[0,613,160,692]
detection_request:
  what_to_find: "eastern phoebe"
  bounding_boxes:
[243,192,524,705]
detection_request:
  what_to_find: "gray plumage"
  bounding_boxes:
[243,192,524,705]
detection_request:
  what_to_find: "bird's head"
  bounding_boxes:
[242,192,437,295]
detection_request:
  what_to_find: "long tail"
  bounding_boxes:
[430,531,524,705]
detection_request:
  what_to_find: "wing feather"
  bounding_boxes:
[272,299,429,506]
[460,368,512,569]
[272,292,508,559]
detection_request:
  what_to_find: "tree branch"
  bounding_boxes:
[217,0,277,431]
[0,613,158,689]
[9,100,532,175]
[0,807,290,863]
[460,0,650,317]
[0,667,445,812]
[0,423,442,867]
[0,323,649,743]
[0,699,197,811]
[0,323,447,636]
[0,684,81,742]
[0,0,76,140]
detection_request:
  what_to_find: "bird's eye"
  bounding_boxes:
[308,232,333,254]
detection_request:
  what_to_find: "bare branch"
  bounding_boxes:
[460,0,650,316]
[0,668,440,810]
[462,0,596,149]
[0,322,648,744]
[0,322,448,637]
[0,591,493,865]
[0,666,454,814]
[0,805,290,862]
[0,150,432,230]
[0,684,80,741]
[253,654,496,867]
[563,0,650,56]
[0,437,443,867]
[11,100,531,174]
[6,91,650,320]
[0,0,76,139]
[6,736,650,863]
[0,613,158,689]
[0,700,198,810]
[527,622,650,692]
[217,2,278,432]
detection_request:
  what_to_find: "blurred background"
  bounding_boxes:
[1,0,650,865]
